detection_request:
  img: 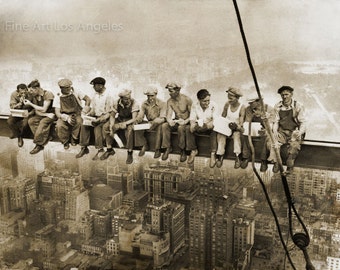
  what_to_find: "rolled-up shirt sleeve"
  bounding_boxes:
[9,92,19,109]
[131,100,140,113]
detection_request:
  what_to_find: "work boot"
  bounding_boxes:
[64,142,70,150]
[93,148,105,160]
[30,145,44,155]
[70,137,77,146]
[240,158,249,169]
[138,144,148,157]
[187,149,198,164]
[260,160,268,172]
[162,147,172,161]
[286,166,294,174]
[272,162,280,173]
[234,155,241,169]
[216,155,224,168]
[209,152,217,168]
[76,147,89,158]
[18,137,24,148]
[100,148,115,160]
[126,151,133,164]
[154,149,161,159]
[179,150,187,162]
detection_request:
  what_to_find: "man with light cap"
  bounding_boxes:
[240,96,274,171]
[271,86,306,173]
[161,82,192,162]
[215,87,245,168]
[76,77,114,160]
[24,79,56,154]
[102,88,139,164]
[54,79,91,150]
[135,86,166,158]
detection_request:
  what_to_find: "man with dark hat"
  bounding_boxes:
[102,88,139,164]
[54,78,91,149]
[161,82,192,162]
[271,85,306,173]
[24,79,56,154]
[76,77,114,160]
[215,87,245,168]
[135,87,166,158]
[7,83,34,147]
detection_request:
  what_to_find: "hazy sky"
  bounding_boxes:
[1,0,340,60]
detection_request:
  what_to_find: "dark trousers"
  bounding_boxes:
[103,120,135,150]
[161,122,187,150]
[7,116,29,138]
[186,125,217,152]
[56,115,82,144]
[79,122,106,149]
[134,122,163,150]
[28,115,55,146]
[242,135,269,160]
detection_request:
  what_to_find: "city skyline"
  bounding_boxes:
[0,137,339,269]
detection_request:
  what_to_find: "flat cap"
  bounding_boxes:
[278,85,294,94]
[226,87,242,97]
[118,89,132,98]
[250,101,261,110]
[247,94,263,104]
[58,78,72,88]
[165,82,181,90]
[144,87,158,95]
[90,77,106,86]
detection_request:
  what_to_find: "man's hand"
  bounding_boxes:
[169,120,176,127]
[237,125,245,133]
[23,99,32,106]
[82,106,91,114]
[61,114,69,122]
[153,118,164,125]
[67,115,76,126]
[119,122,127,129]
[177,119,186,126]
[113,122,126,130]
[292,130,302,140]
[206,120,214,130]
[110,125,116,137]
[190,124,197,133]
[91,118,99,126]
[97,115,107,123]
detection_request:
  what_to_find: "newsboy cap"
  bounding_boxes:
[58,78,72,88]
[226,87,242,97]
[90,77,106,86]
[144,87,158,95]
[165,82,181,91]
[277,85,294,94]
[118,89,132,98]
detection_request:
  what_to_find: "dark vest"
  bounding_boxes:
[117,99,135,122]
[33,91,54,113]
[60,94,82,115]
[279,108,298,131]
